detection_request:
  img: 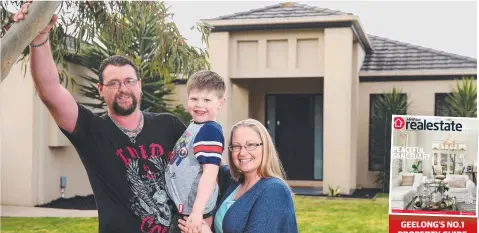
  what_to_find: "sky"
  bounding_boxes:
[165,0,478,59]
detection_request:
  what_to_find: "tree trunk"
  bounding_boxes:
[1,1,61,82]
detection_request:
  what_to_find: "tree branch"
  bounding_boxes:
[1,1,61,82]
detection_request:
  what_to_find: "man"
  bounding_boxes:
[13,3,186,233]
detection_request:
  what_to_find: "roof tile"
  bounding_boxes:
[210,2,351,20]
[361,35,477,71]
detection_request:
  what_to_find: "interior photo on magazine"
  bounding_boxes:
[388,115,478,217]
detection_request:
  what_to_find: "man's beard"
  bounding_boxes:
[111,92,139,116]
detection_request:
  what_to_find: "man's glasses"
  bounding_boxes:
[103,78,138,89]
[229,142,263,152]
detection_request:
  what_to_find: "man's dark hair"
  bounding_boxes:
[98,55,140,84]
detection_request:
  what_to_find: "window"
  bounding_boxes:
[432,142,466,175]
[435,93,451,116]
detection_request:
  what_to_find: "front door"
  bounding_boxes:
[265,94,323,181]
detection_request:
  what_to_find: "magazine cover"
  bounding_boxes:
[388,115,478,233]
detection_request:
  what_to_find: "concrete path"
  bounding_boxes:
[1,205,98,218]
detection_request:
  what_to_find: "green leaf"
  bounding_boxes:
[59,1,208,123]
[444,76,477,117]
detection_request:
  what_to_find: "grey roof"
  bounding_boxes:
[362,35,477,71]
[205,2,476,72]
[209,2,352,20]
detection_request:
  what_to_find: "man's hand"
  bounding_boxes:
[12,1,58,44]
[185,212,203,233]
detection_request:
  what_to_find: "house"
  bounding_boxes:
[1,2,476,207]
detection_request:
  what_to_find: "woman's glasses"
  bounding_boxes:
[229,142,263,152]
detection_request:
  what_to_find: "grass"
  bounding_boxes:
[0,217,98,233]
[1,195,389,233]
[294,195,389,233]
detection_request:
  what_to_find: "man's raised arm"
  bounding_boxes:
[15,3,78,133]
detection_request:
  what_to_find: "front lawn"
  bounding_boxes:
[295,195,389,233]
[1,195,389,233]
[0,217,98,233]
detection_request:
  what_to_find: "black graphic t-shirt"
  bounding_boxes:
[60,104,186,233]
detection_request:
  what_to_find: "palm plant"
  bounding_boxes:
[370,87,410,192]
[445,77,477,117]
[1,1,134,84]
[65,2,207,123]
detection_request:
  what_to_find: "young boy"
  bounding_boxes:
[165,70,226,233]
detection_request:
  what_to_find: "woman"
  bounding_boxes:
[178,119,298,233]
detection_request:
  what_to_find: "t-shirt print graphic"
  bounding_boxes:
[169,131,191,167]
[126,156,171,233]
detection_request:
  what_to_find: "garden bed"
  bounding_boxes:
[35,195,97,210]
[294,188,384,199]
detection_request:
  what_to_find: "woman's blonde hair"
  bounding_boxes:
[227,119,290,190]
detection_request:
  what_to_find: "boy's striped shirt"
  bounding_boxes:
[165,121,224,215]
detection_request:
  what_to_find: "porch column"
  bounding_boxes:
[231,82,249,126]
[323,28,356,194]
[207,32,232,159]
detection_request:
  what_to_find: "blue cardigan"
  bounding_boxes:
[214,165,298,233]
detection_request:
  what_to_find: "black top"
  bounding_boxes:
[60,104,186,233]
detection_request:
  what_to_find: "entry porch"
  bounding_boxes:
[226,76,358,194]
[205,27,362,194]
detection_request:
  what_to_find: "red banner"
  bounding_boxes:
[389,215,477,233]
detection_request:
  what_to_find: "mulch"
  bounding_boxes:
[35,195,97,210]
[295,188,385,199]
